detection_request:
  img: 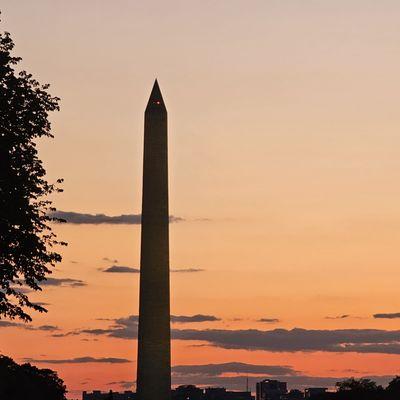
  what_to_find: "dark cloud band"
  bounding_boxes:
[25,357,130,364]
[0,321,59,331]
[171,268,205,273]
[171,315,220,323]
[172,362,295,377]
[171,328,400,354]
[49,211,183,224]
[373,313,400,319]
[78,319,400,355]
[258,318,280,323]
[101,266,204,274]
[103,266,140,273]
[41,278,86,288]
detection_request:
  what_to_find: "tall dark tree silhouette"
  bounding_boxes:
[386,376,400,398]
[0,24,65,321]
[327,378,384,400]
[0,355,67,400]
[336,378,382,393]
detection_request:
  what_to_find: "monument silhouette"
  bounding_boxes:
[136,80,171,400]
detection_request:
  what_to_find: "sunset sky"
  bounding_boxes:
[1,1,400,398]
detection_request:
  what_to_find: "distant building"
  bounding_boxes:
[172,385,204,400]
[282,389,304,399]
[204,387,254,400]
[224,391,255,400]
[204,388,229,400]
[84,387,253,400]
[304,388,327,398]
[256,380,287,400]
[82,390,136,400]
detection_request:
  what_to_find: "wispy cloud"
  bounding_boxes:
[103,257,119,263]
[373,313,400,319]
[101,266,204,274]
[102,266,140,273]
[258,318,280,323]
[49,211,183,224]
[171,315,220,323]
[41,278,86,288]
[25,357,131,364]
[108,314,220,325]
[0,321,20,328]
[325,315,350,320]
[57,314,219,340]
[36,325,59,331]
[51,331,81,338]
[10,287,32,294]
[171,268,205,273]
[172,362,296,377]
[108,381,135,389]
[0,321,59,331]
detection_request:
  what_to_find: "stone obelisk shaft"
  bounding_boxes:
[136,80,171,400]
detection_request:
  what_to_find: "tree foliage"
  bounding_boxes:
[336,378,382,393]
[0,355,67,400]
[0,26,65,321]
[386,376,400,395]
[318,378,400,400]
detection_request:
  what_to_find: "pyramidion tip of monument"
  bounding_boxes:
[146,78,166,111]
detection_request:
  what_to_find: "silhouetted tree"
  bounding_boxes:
[337,378,381,393]
[106,390,115,399]
[0,355,67,399]
[334,378,384,400]
[386,376,400,399]
[0,21,65,321]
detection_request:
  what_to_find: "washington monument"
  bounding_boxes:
[136,80,171,400]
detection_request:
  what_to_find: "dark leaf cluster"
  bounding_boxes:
[0,27,65,321]
[0,355,67,400]
[317,378,400,400]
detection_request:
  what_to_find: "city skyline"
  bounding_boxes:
[1,1,400,399]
